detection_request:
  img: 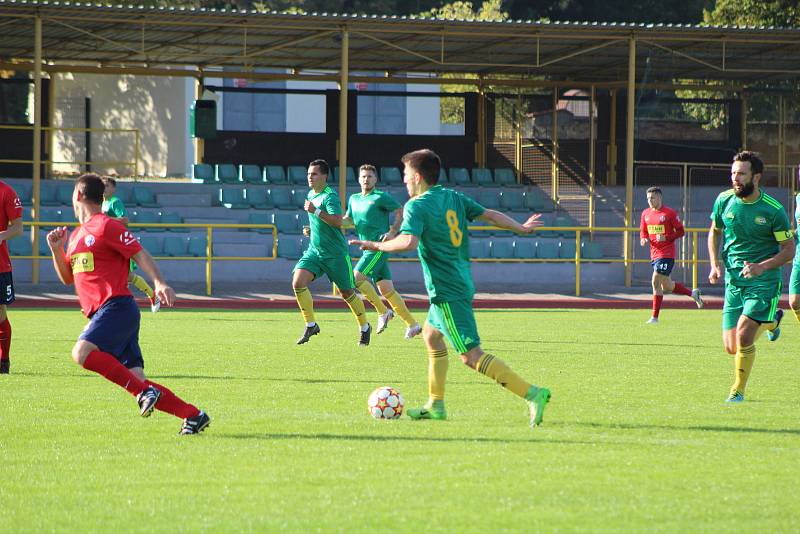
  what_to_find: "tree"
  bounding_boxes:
[703,0,800,27]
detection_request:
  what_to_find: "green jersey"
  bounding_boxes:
[400,185,485,303]
[711,189,793,286]
[794,193,800,266]
[346,189,401,242]
[102,196,127,219]
[306,185,348,259]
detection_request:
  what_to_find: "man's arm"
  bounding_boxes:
[741,238,796,279]
[107,215,129,225]
[131,249,176,306]
[46,226,73,285]
[0,217,23,243]
[351,233,418,253]
[707,222,723,284]
[478,210,543,234]
[383,207,404,240]
[670,213,685,241]
[304,200,343,229]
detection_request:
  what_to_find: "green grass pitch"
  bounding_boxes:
[1,307,799,531]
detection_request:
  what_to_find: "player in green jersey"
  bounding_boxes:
[789,167,800,324]
[351,149,552,428]
[101,177,160,313]
[345,164,421,339]
[293,159,371,346]
[708,151,795,403]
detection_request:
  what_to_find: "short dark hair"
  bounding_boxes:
[308,159,329,176]
[102,176,117,188]
[75,173,105,205]
[359,164,377,176]
[733,151,764,175]
[401,149,441,185]
[646,187,662,195]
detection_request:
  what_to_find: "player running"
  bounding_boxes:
[0,180,23,374]
[789,166,800,324]
[345,164,421,339]
[350,149,551,428]
[708,151,795,403]
[292,159,371,346]
[46,173,210,434]
[640,186,704,323]
[101,177,160,313]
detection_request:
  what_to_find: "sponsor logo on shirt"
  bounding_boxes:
[647,224,665,234]
[70,252,94,273]
[724,211,734,220]
[754,216,767,225]
[119,231,137,246]
[658,215,665,223]
[13,197,22,209]
[84,235,95,247]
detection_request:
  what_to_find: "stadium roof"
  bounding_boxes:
[1,0,799,86]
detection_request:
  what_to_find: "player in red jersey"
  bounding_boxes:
[0,180,23,374]
[640,187,704,323]
[46,174,210,434]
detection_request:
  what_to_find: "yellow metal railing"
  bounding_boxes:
[0,125,140,174]
[20,221,277,296]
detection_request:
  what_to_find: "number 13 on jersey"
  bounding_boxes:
[446,209,463,246]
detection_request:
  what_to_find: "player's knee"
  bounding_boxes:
[340,288,355,299]
[460,348,483,369]
[353,271,367,283]
[790,295,800,312]
[70,344,89,365]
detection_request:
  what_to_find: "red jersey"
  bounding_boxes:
[640,206,684,260]
[65,213,142,317]
[0,181,23,273]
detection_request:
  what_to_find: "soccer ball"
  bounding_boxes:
[368,386,404,420]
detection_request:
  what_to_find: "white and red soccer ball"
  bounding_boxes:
[368,386,404,420]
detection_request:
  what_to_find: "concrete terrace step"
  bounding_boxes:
[212,243,272,257]
[157,193,212,207]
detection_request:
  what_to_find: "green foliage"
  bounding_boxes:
[419,0,507,21]
[703,0,800,27]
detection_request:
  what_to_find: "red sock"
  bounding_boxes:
[0,318,10,361]
[82,350,147,396]
[145,380,200,419]
[652,295,664,318]
[673,282,692,296]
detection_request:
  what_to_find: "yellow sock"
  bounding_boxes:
[476,353,531,398]
[427,348,448,401]
[356,279,388,314]
[793,308,800,322]
[293,287,316,324]
[383,289,416,327]
[344,292,368,327]
[130,274,154,299]
[731,344,756,395]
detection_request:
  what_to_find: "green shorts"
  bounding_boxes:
[722,280,782,330]
[354,250,392,282]
[294,250,355,291]
[427,299,481,354]
[790,263,800,295]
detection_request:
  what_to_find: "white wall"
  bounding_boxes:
[53,72,192,177]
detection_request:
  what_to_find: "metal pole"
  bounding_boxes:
[477,83,487,168]
[32,15,42,284]
[194,78,204,165]
[609,89,617,186]
[338,28,349,208]
[515,94,522,182]
[589,86,596,235]
[624,37,636,287]
[551,88,559,204]
[740,94,747,150]
[206,226,213,296]
[575,230,581,297]
[46,73,55,180]
[692,231,698,291]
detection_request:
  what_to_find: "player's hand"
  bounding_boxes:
[740,261,764,279]
[708,263,723,284]
[302,225,310,237]
[349,239,379,251]
[153,282,176,307]
[640,238,648,247]
[304,200,316,214]
[520,213,544,234]
[46,226,68,251]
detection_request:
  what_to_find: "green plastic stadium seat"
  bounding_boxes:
[449,168,470,186]
[133,186,159,208]
[513,239,536,259]
[537,239,559,259]
[380,167,402,185]
[477,190,501,211]
[245,187,272,210]
[138,236,162,256]
[56,183,73,206]
[494,168,517,186]
[160,211,187,233]
[11,183,31,205]
[216,164,240,184]
[274,212,301,235]
[220,188,248,209]
[288,166,307,185]
[40,208,61,229]
[438,168,448,184]
[241,164,264,184]
[469,238,490,258]
[559,239,577,259]
[246,212,272,234]
[489,239,514,259]
[40,182,59,206]
[292,189,307,210]
[8,237,31,256]
[333,166,356,183]
[187,236,208,257]
[193,163,216,183]
[471,168,493,186]
[163,236,188,257]
[266,165,287,184]
[38,236,50,256]
[277,237,303,260]
[500,191,525,212]
[554,215,576,238]
[270,187,294,210]
[134,210,161,231]
[116,187,133,205]
[582,241,604,259]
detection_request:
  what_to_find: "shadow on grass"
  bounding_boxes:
[574,421,800,436]
[216,431,596,445]
[487,339,719,349]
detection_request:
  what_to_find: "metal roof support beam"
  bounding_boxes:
[197,29,339,67]
[32,15,42,284]
[338,28,349,208]
[624,37,635,287]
